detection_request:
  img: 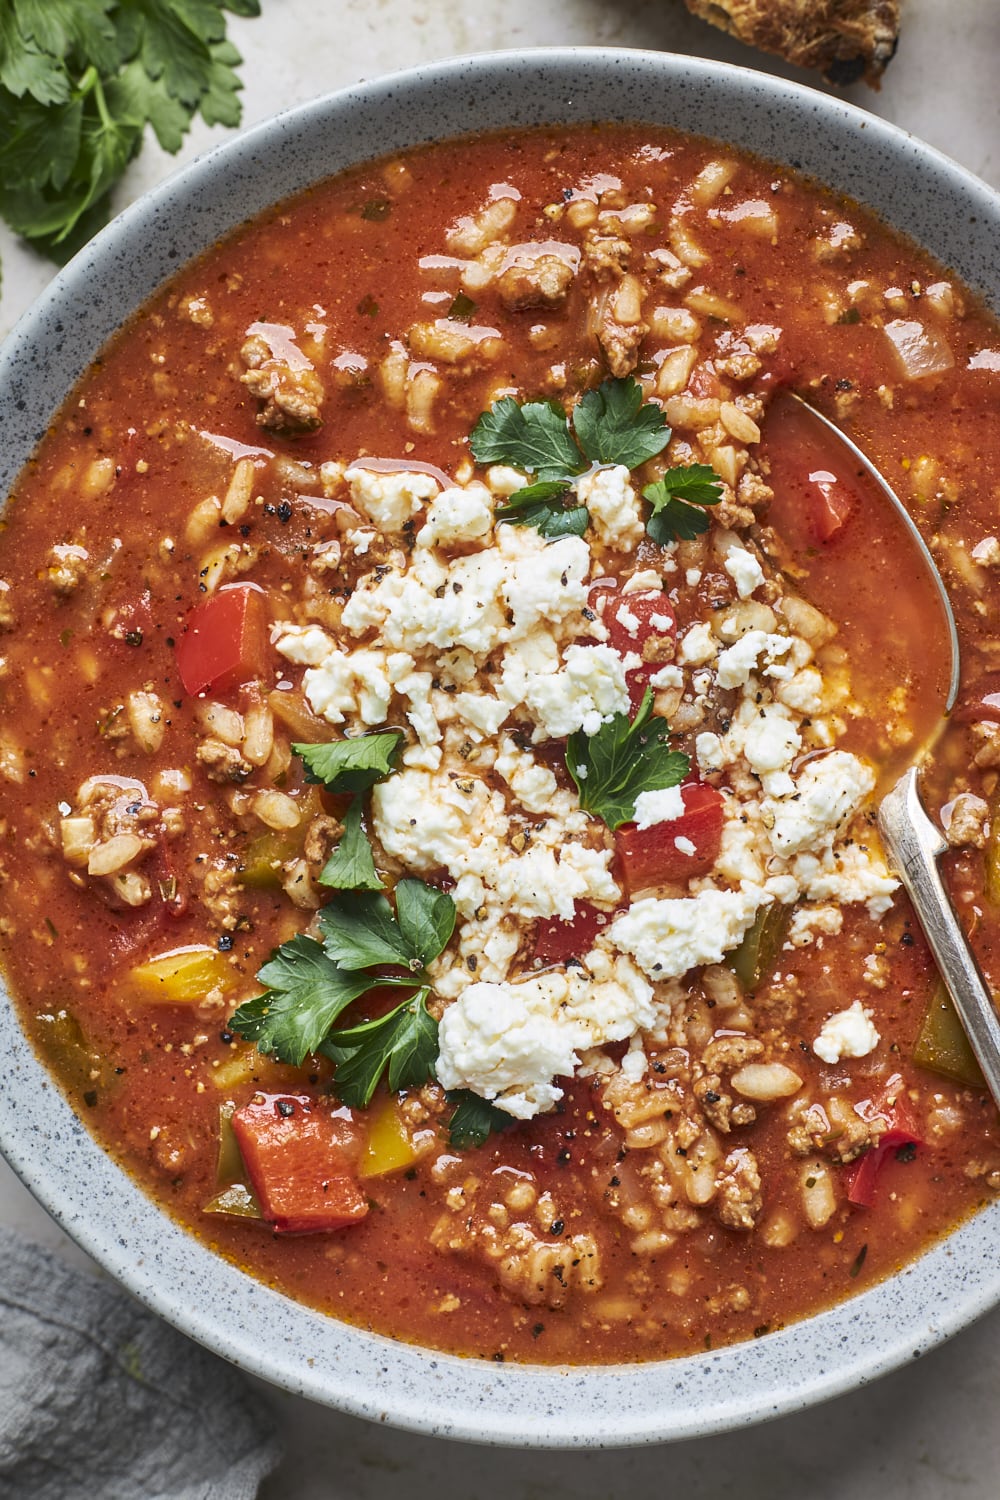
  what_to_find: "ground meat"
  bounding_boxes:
[582,230,631,280]
[497,254,576,311]
[702,1034,764,1073]
[694,1074,756,1133]
[946,792,990,848]
[240,334,325,434]
[597,310,648,377]
[787,1095,884,1163]
[196,860,244,931]
[196,740,253,783]
[970,722,1000,770]
[715,1148,762,1230]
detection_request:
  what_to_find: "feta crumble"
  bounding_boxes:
[813,1001,881,1064]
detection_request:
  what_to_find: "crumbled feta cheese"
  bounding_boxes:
[651,664,683,690]
[453,692,510,739]
[302,647,393,725]
[678,621,718,665]
[695,731,725,772]
[494,737,558,814]
[674,836,696,856]
[345,466,439,530]
[765,751,874,855]
[715,629,794,690]
[632,784,685,830]
[813,1000,880,1064]
[272,623,336,667]
[435,953,654,1118]
[517,643,630,739]
[418,482,494,547]
[787,905,844,947]
[722,544,765,599]
[485,465,529,497]
[610,886,765,981]
[578,465,645,551]
[792,841,898,919]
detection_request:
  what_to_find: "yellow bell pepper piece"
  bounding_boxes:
[359,1094,419,1179]
[129,945,237,1003]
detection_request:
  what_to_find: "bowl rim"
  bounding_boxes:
[2,45,1000,1448]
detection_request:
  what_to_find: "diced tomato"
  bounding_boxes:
[590,584,676,709]
[845,1077,924,1208]
[175,583,271,696]
[616,780,724,893]
[231,1093,368,1234]
[534,902,608,964]
[760,394,862,547]
[687,361,723,400]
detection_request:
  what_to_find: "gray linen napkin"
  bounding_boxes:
[0,1226,282,1500]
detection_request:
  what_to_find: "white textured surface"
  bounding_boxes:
[2,0,1000,1492]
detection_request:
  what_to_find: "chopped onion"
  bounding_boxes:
[883,318,954,380]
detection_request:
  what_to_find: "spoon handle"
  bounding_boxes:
[878,767,1000,1110]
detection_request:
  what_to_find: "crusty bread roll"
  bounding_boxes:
[683,0,901,86]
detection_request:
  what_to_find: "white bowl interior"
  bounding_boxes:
[1,48,999,1446]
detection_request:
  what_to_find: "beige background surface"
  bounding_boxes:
[1,1,999,1493]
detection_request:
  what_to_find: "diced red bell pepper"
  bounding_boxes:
[616,780,724,893]
[845,1078,924,1208]
[534,901,608,964]
[174,583,271,697]
[230,1092,368,1234]
[590,584,676,709]
[760,395,862,547]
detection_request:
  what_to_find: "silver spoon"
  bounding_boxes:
[789,394,1000,1109]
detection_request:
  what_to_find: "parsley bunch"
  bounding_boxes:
[0,0,260,264]
[470,376,724,543]
[230,882,455,1103]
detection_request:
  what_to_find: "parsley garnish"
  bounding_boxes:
[470,377,672,541]
[494,481,589,539]
[319,993,438,1108]
[318,883,455,972]
[566,688,689,829]
[572,378,671,469]
[293,734,401,891]
[229,936,372,1066]
[446,1090,514,1149]
[293,731,403,793]
[0,0,260,264]
[318,798,383,892]
[471,375,669,481]
[470,394,585,482]
[643,464,724,543]
[230,880,455,1099]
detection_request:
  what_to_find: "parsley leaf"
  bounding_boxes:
[318,891,419,971]
[394,879,457,967]
[229,935,371,1067]
[643,464,724,544]
[318,797,383,892]
[567,689,690,829]
[294,731,403,793]
[572,377,670,469]
[0,0,259,264]
[494,481,590,540]
[446,1090,514,1149]
[469,395,584,482]
[319,991,438,1108]
[317,880,455,972]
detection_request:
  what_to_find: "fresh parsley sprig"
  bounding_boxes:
[493,481,589,540]
[0,0,260,264]
[319,993,438,1109]
[470,376,671,539]
[643,464,724,543]
[566,688,689,830]
[229,879,456,1104]
[294,732,403,892]
[446,1089,514,1149]
[294,732,403,794]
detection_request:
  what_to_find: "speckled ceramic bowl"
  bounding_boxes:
[1,49,999,1447]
